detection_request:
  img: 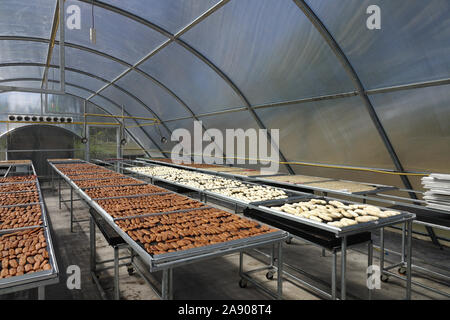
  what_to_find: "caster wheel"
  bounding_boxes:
[381,274,389,282]
[398,267,407,275]
[266,271,274,280]
[127,267,134,276]
[239,279,248,288]
[286,237,292,244]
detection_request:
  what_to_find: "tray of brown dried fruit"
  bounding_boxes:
[115,207,280,258]
[0,227,58,288]
[0,205,43,231]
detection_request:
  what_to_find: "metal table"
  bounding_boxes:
[248,195,415,300]
[49,160,289,300]
[0,162,59,299]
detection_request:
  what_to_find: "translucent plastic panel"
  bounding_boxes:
[52,45,127,81]
[0,0,55,38]
[62,0,167,65]
[0,66,44,80]
[0,41,48,64]
[64,69,107,93]
[255,96,394,169]
[88,96,162,156]
[103,0,219,34]
[182,0,354,106]
[369,85,450,172]
[0,80,42,88]
[164,113,275,168]
[307,0,450,89]
[115,70,190,120]
[140,121,174,155]
[140,42,243,114]
[65,84,90,99]
[99,85,159,119]
[0,92,43,114]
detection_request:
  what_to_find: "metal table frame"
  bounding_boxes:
[49,160,289,300]
[123,161,418,300]
[0,162,59,299]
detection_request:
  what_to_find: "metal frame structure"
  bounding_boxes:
[0,1,449,163]
[121,159,416,300]
[48,159,288,300]
[0,161,59,299]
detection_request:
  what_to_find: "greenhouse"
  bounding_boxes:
[0,0,449,301]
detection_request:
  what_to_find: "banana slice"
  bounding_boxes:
[356,215,379,223]
[328,221,345,228]
[309,216,323,223]
[383,210,400,216]
[329,200,345,208]
[340,218,358,226]
[318,213,333,222]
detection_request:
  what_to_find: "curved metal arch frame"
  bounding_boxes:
[77,0,294,173]
[0,94,158,160]
[0,35,226,158]
[291,0,417,197]
[0,35,176,138]
[0,76,167,158]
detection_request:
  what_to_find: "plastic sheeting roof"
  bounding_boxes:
[0,0,449,180]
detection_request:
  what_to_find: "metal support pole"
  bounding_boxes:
[321,249,326,257]
[239,251,244,278]
[341,236,347,300]
[162,268,170,300]
[331,250,337,300]
[90,216,96,273]
[58,177,61,209]
[380,228,385,274]
[277,242,283,299]
[70,185,73,232]
[270,244,275,268]
[38,286,45,300]
[58,0,65,91]
[401,223,406,264]
[368,240,373,300]
[168,268,174,300]
[114,246,120,300]
[406,220,413,300]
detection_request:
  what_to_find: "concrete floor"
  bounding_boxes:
[2,184,449,300]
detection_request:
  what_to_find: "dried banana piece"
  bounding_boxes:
[309,216,322,223]
[310,199,326,205]
[383,210,400,217]
[317,213,333,222]
[340,218,358,226]
[329,200,345,208]
[346,210,359,218]
[328,221,345,228]
[356,216,379,223]
[354,209,368,216]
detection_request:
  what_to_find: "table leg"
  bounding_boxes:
[58,178,61,209]
[70,186,73,232]
[168,268,174,300]
[162,269,170,300]
[368,240,373,300]
[380,228,385,275]
[406,220,413,300]
[401,223,406,264]
[90,216,96,273]
[341,236,347,300]
[38,286,45,300]
[331,250,337,300]
[114,246,120,300]
[277,242,283,300]
[239,251,244,277]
